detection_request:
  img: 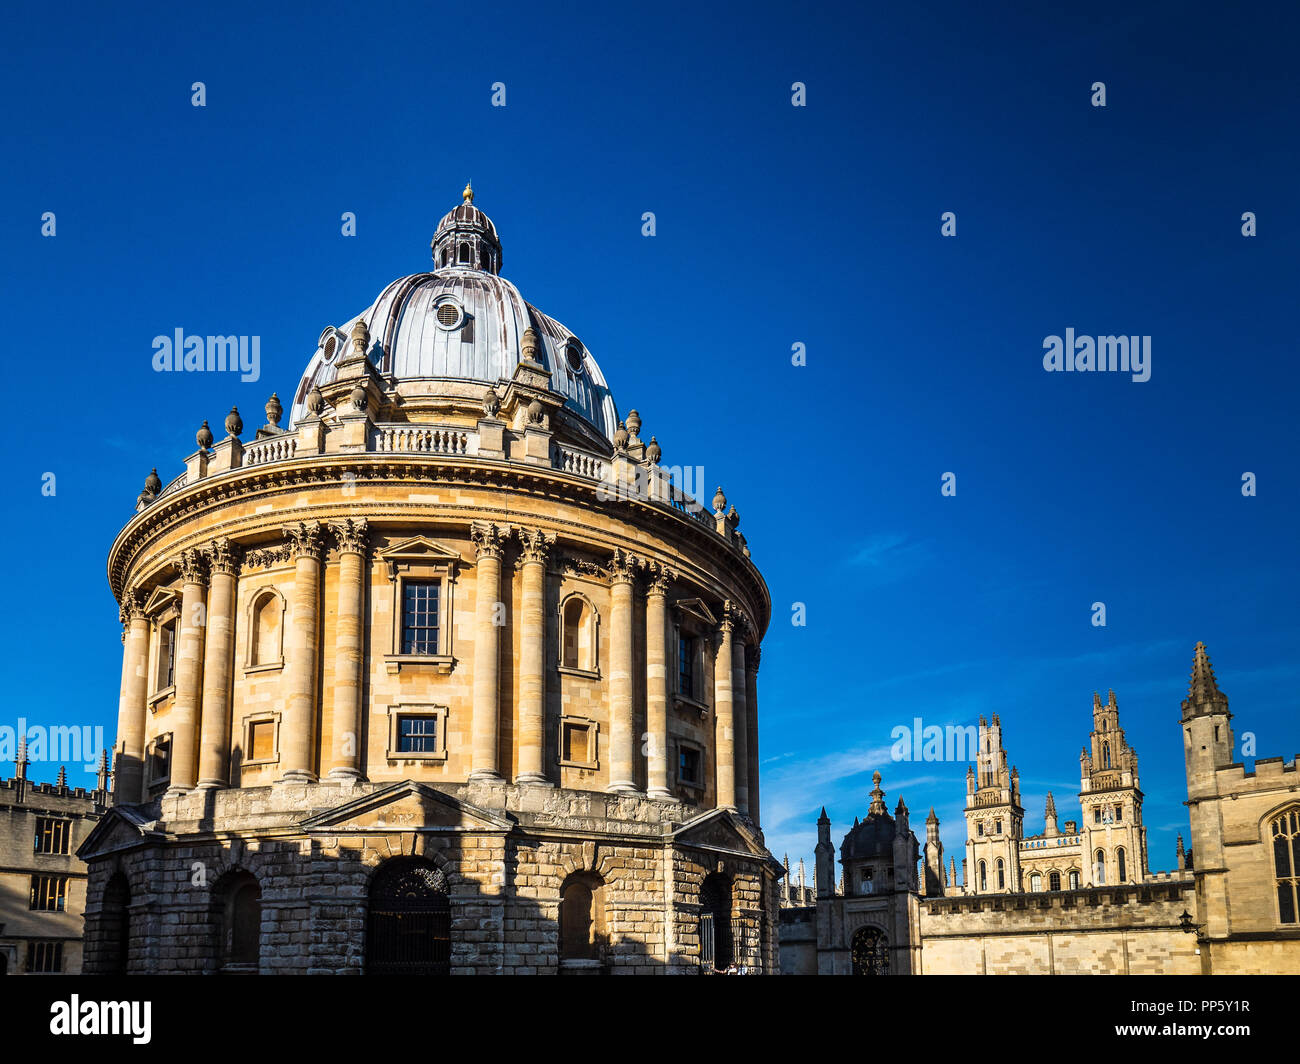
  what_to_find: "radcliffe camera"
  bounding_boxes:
[0,0,1295,1047]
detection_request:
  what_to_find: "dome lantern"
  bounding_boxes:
[431,183,503,275]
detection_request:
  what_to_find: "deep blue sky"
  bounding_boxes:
[2,1,1296,875]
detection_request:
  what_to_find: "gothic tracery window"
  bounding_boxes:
[851,926,889,975]
[1272,808,1300,924]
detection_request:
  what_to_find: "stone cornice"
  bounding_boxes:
[107,455,770,631]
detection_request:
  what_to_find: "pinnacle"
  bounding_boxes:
[1185,641,1228,711]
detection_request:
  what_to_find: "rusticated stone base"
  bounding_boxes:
[79,779,782,975]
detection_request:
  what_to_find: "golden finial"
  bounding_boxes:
[462,180,474,204]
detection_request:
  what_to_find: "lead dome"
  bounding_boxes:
[290,184,617,443]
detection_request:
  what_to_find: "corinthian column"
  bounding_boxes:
[167,548,209,795]
[469,522,507,781]
[197,538,240,788]
[607,548,639,793]
[280,522,325,783]
[114,590,149,805]
[713,608,736,810]
[645,562,674,798]
[328,519,369,780]
[731,608,749,815]
[746,645,761,826]
[516,527,555,785]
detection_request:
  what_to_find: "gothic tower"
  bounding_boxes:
[923,807,946,896]
[1079,690,1148,885]
[963,715,1023,893]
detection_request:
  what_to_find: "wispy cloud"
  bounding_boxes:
[844,533,930,583]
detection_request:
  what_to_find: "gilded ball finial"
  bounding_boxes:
[463,180,474,204]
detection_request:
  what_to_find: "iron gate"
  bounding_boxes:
[366,860,451,975]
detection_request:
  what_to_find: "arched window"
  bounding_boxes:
[850,926,889,975]
[1117,847,1127,882]
[214,870,261,973]
[1103,742,1111,768]
[996,858,1005,890]
[457,242,470,263]
[559,595,597,673]
[1271,808,1300,924]
[559,873,606,963]
[1094,849,1106,885]
[978,860,987,892]
[440,248,450,267]
[366,859,451,975]
[1029,873,1041,891]
[1049,871,1062,892]
[699,873,732,971]
[479,246,491,271]
[247,589,285,668]
[100,872,131,975]
[1068,869,1080,890]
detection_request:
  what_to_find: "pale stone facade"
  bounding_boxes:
[78,187,779,975]
[0,750,107,974]
[781,644,1300,974]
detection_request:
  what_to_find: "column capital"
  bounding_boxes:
[515,526,556,566]
[644,559,676,596]
[330,517,370,556]
[118,587,146,624]
[720,599,750,639]
[176,547,210,587]
[470,520,508,560]
[609,546,641,584]
[283,520,327,561]
[205,536,243,576]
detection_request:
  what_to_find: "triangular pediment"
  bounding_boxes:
[142,586,179,616]
[377,535,464,571]
[76,806,162,861]
[300,781,512,834]
[670,808,776,866]
[675,597,717,626]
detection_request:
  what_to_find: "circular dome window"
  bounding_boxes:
[435,301,463,329]
[565,340,584,373]
[318,327,341,362]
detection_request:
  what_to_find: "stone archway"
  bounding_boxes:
[366,858,451,975]
[851,925,890,975]
[699,872,733,971]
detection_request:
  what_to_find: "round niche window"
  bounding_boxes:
[318,327,340,362]
[435,301,463,329]
[565,340,584,373]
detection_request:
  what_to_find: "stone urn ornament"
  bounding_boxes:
[196,420,214,450]
[306,386,324,416]
[266,392,283,429]
[225,407,243,438]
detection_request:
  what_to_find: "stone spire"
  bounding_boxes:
[1183,641,1229,716]
[56,765,67,788]
[950,855,958,890]
[1044,791,1059,836]
[868,771,887,816]
[926,806,939,825]
[1176,832,1186,871]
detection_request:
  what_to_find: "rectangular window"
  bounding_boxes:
[29,875,68,912]
[1094,808,1102,824]
[402,581,441,654]
[678,636,695,698]
[149,735,172,784]
[249,720,276,762]
[994,820,1002,835]
[159,623,176,689]
[26,941,63,974]
[1114,806,1122,823]
[562,721,590,764]
[678,745,702,786]
[397,715,440,754]
[977,823,984,837]
[34,818,71,855]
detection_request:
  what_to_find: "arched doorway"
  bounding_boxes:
[366,859,451,975]
[699,872,732,971]
[559,873,606,962]
[101,872,131,975]
[214,870,262,974]
[851,925,890,975]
